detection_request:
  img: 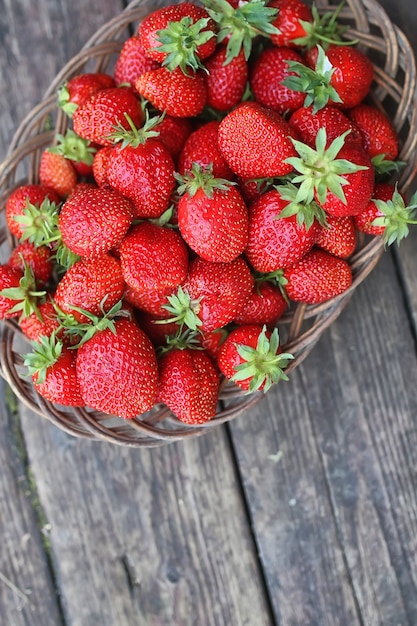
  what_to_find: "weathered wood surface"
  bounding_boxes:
[0,1,417,625]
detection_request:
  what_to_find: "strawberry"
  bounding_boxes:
[72,87,144,147]
[303,44,374,110]
[124,285,175,317]
[287,128,375,217]
[245,187,320,272]
[217,101,298,179]
[268,0,313,48]
[119,221,189,294]
[19,299,61,342]
[177,120,234,180]
[54,255,126,322]
[57,72,115,117]
[0,265,24,319]
[202,0,280,64]
[58,186,134,257]
[217,324,293,392]
[24,334,84,406]
[347,104,399,161]
[250,46,307,114]
[198,328,227,360]
[153,115,192,160]
[204,45,248,112]
[76,319,159,419]
[315,214,356,259]
[104,113,176,218]
[92,147,113,187]
[46,130,97,178]
[289,105,364,148]
[8,241,53,285]
[137,310,182,346]
[176,163,249,262]
[354,183,417,246]
[135,67,207,118]
[39,150,78,199]
[234,280,288,326]
[158,346,220,424]
[283,247,352,304]
[166,256,254,333]
[113,35,160,91]
[138,2,217,72]
[5,184,60,240]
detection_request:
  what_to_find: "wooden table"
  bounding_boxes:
[1,0,416,624]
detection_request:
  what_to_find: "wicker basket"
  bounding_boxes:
[0,0,416,447]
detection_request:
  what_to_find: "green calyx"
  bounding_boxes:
[158,328,203,355]
[155,16,215,74]
[231,326,294,393]
[56,299,131,348]
[274,181,328,230]
[372,185,417,246]
[371,154,406,178]
[285,127,368,207]
[254,270,289,303]
[175,162,235,198]
[282,44,343,113]
[48,129,96,166]
[23,332,63,385]
[57,84,78,117]
[13,197,61,247]
[160,286,202,332]
[203,0,280,64]
[0,262,46,321]
[106,111,162,148]
[292,2,356,50]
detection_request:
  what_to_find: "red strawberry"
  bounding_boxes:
[234,280,288,326]
[288,128,374,218]
[39,150,78,199]
[283,247,352,304]
[289,105,364,148]
[76,319,159,419]
[46,129,97,178]
[104,114,176,219]
[354,183,417,246]
[204,45,248,112]
[135,67,207,118]
[174,256,254,332]
[124,285,175,317]
[315,215,356,259]
[304,44,374,109]
[58,186,133,257]
[217,102,298,179]
[137,311,182,346]
[158,347,220,424]
[198,328,227,360]
[119,222,189,294]
[54,255,126,322]
[154,115,192,160]
[5,184,60,240]
[8,241,53,285]
[0,264,24,319]
[269,0,313,48]
[138,2,216,72]
[19,299,61,342]
[92,147,113,187]
[347,104,399,161]
[176,164,249,262]
[217,324,293,392]
[24,335,84,406]
[178,120,234,179]
[245,188,320,272]
[250,46,307,114]
[58,72,116,116]
[113,35,160,91]
[72,87,144,146]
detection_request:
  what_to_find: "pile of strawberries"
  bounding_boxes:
[0,0,415,425]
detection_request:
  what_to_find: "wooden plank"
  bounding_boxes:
[18,414,274,625]
[0,1,273,624]
[229,251,417,625]
[0,378,63,625]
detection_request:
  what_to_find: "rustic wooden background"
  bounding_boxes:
[0,0,416,624]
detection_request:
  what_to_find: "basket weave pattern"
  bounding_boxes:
[0,0,416,447]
